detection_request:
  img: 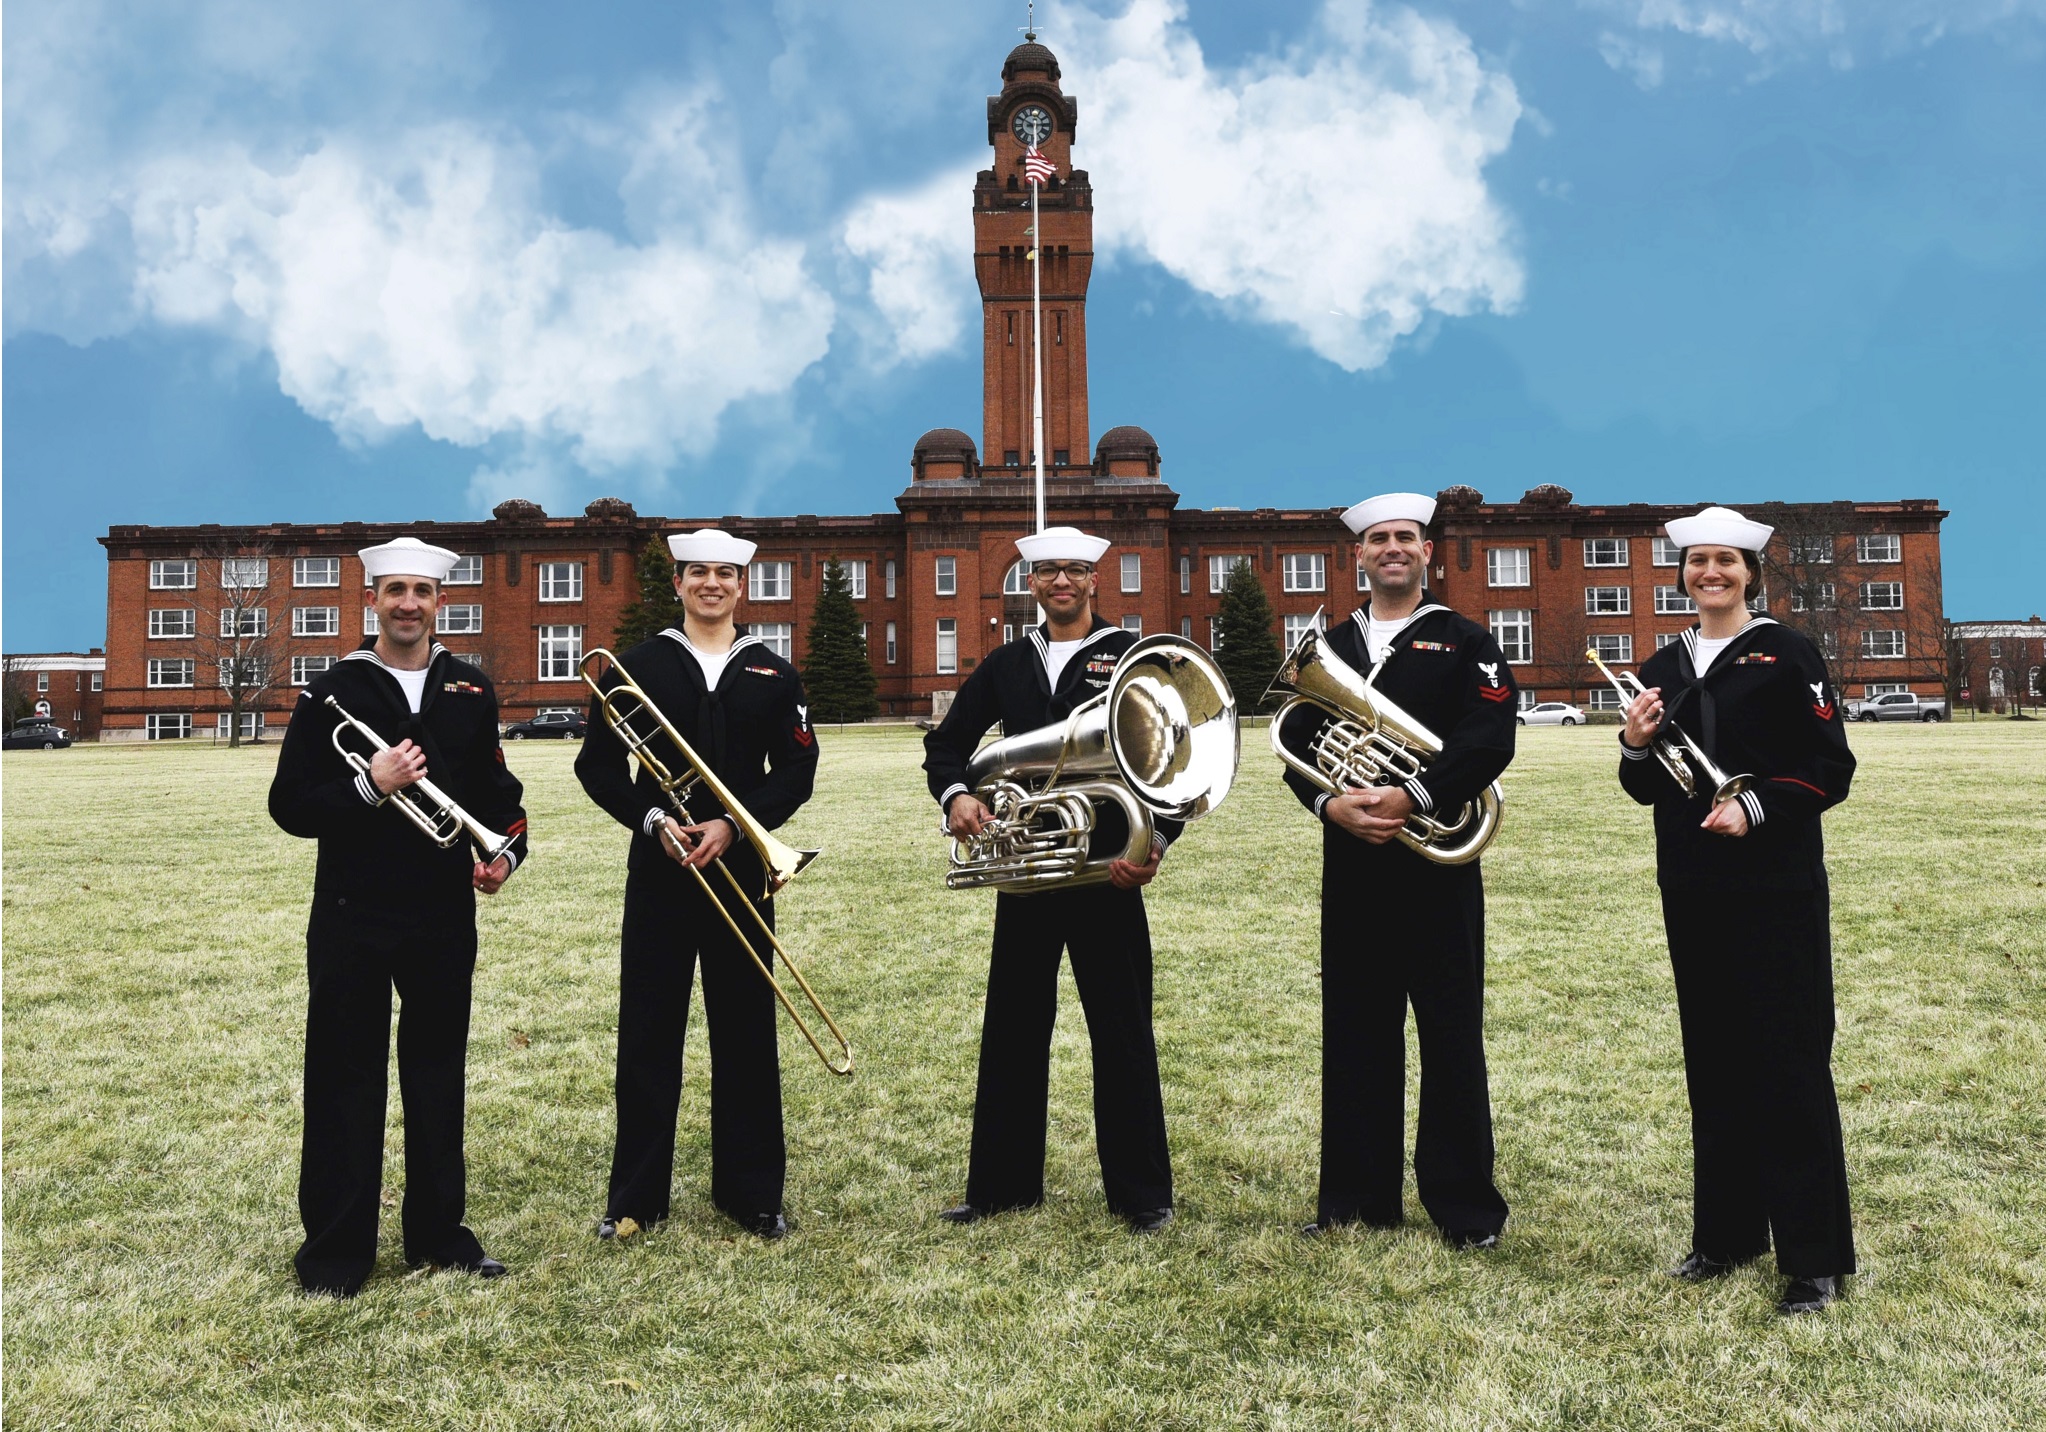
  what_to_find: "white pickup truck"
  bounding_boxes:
[1844,692,1948,722]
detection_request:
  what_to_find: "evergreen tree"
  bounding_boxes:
[613,538,686,648]
[803,558,880,724]
[1214,558,1284,712]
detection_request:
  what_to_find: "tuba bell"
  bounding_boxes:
[1266,614,1504,866]
[946,635,1239,893]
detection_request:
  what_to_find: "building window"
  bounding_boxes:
[1003,623,1015,644]
[1817,630,1839,659]
[1004,560,1031,596]
[1650,537,1682,567]
[1790,584,1837,613]
[1208,555,1248,594]
[1487,548,1531,588]
[1356,563,1371,592]
[219,608,269,638]
[293,557,341,587]
[753,622,793,660]
[885,560,898,599]
[1180,616,1193,640]
[216,712,266,741]
[1585,586,1632,616]
[1583,538,1629,568]
[538,625,584,680]
[936,618,958,674]
[438,604,483,635]
[293,606,340,637]
[445,554,483,585]
[1586,687,1626,712]
[1787,534,1835,564]
[746,561,793,602]
[1121,616,1143,635]
[1178,556,1191,595]
[1865,682,1910,698]
[1861,581,1904,611]
[1282,553,1326,593]
[1208,617,1223,652]
[1590,633,1634,664]
[221,557,269,589]
[35,673,50,692]
[885,621,898,664]
[935,556,958,596]
[217,656,267,688]
[1121,554,1143,593]
[1490,609,1533,664]
[1654,586,1697,615]
[842,559,869,600]
[362,607,379,636]
[91,673,103,692]
[146,713,192,740]
[150,559,197,590]
[148,608,197,638]
[1989,640,2004,658]
[1656,632,1683,649]
[1861,629,1906,659]
[291,655,336,685]
[1988,668,2006,698]
[538,562,584,602]
[1283,612,1324,649]
[1857,534,1901,563]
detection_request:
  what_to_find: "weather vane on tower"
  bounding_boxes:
[1022,0,1036,42]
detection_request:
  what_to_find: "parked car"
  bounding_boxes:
[4,718,74,750]
[1844,692,1948,722]
[1517,701,1587,727]
[503,710,588,740]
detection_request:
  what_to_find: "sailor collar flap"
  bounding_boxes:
[1027,619,1122,694]
[1677,616,1780,685]
[339,641,451,712]
[658,627,766,691]
[1349,601,1453,658]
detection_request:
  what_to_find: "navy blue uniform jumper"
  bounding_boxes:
[923,617,1184,1217]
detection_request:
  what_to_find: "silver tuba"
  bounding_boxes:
[946,635,1240,893]
[1266,615,1504,866]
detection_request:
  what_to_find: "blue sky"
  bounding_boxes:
[7,0,2043,652]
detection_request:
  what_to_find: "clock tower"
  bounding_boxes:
[975,40,1091,472]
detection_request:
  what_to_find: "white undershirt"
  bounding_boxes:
[679,633,737,689]
[1365,615,1405,665]
[1044,637,1088,689]
[1692,633,1736,675]
[388,666,430,713]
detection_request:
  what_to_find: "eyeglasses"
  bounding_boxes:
[1030,562,1094,580]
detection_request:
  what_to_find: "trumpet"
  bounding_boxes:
[579,648,852,1078]
[325,696,516,863]
[1584,648,1753,805]
[1266,615,1503,866]
[946,636,1239,893]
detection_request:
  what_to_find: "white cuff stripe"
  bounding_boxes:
[1313,791,1332,819]
[1619,739,1652,761]
[500,850,520,876]
[642,807,667,836]
[940,783,970,812]
[1741,791,1765,827]
[355,772,383,806]
[1404,780,1434,815]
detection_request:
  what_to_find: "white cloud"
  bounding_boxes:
[1050,0,1525,372]
[839,165,979,369]
[1598,31,1668,88]
[1601,0,2046,63]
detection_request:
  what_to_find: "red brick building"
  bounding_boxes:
[1952,618,2045,712]
[93,39,1949,739]
[2,650,106,738]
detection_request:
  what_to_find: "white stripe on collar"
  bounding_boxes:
[343,642,448,671]
[660,628,763,661]
[1028,623,1120,659]
[1680,615,1777,661]
[1350,602,1449,644]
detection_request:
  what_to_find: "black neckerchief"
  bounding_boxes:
[1669,617,1779,757]
[1026,616,1122,699]
[341,639,452,777]
[658,626,764,774]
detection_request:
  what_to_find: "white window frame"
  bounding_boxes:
[1356,564,1371,592]
[1788,535,1836,565]
[934,556,958,597]
[445,554,484,586]
[753,622,794,660]
[1004,560,1031,596]
[1865,682,1910,698]
[537,625,584,680]
[1651,537,1681,567]
[885,621,898,664]
[1583,538,1629,568]
[1490,609,1533,665]
[220,557,269,589]
[437,604,483,635]
[91,673,103,692]
[293,557,341,588]
[1790,584,1837,613]
[219,608,269,638]
[1589,633,1634,664]
[216,656,267,688]
[885,560,897,600]
[291,655,336,686]
[1587,688,1626,712]
[146,713,192,740]
[148,608,197,639]
[1283,612,1324,649]
[935,618,958,674]
[1180,616,1193,640]
[1120,554,1143,593]
[748,561,793,603]
[1119,616,1143,636]
[842,559,868,600]
[1487,548,1531,588]
[1208,616,1223,652]
[216,711,266,740]
[1281,553,1326,594]
[537,561,585,603]
[292,606,341,637]
[1654,586,1697,615]
[1178,557,1191,595]
[1585,586,1632,616]
[1656,632,1683,649]
[1208,555,1248,594]
[361,607,380,636]
[35,673,50,693]
[1861,581,1903,611]
[1861,629,1906,659]
[150,559,197,590]
[1857,534,1901,564]
[1817,630,1840,659]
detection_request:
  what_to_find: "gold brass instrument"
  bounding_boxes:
[1266,615,1503,865]
[1584,648,1753,805]
[578,648,852,1078]
[946,635,1239,893]
[325,696,516,863]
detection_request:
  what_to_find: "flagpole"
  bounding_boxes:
[1030,169,1046,535]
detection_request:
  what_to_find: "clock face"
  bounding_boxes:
[1011,105,1054,147]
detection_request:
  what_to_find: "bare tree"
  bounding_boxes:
[3,656,43,727]
[196,542,284,747]
[1766,508,1860,677]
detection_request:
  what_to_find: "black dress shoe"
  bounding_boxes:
[1669,1251,1752,1282]
[938,1203,987,1225]
[1776,1275,1841,1315]
[596,1218,619,1240]
[413,1252,508,1278]
[1443,1228,1500,1251]
[746,1212,788,1241]
[1126,1207,1173,1234]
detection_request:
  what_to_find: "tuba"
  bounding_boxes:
[1266,615,1503,865]
[1584,647,1753,805]
[580,648,852,1077]
[946,635,1239,893]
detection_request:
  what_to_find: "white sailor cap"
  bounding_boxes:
[1664,505,1773,552]
[666,529,758,566]
[1015,525,1111,566]
[1340,492,1437,536]
[359,537,461,584]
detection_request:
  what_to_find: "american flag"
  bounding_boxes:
[1023,145,1055,187]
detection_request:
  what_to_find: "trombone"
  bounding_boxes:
[326,696,516,863]
[578,648,853,1078]
[1584,648,1753,805]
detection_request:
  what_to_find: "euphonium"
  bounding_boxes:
[325,696,516,864]
[1265,618,1503,866]
[946,635,1240,893]
[579,648,852,1077]
[1584,647,1753,805]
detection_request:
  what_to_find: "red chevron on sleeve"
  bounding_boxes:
[1477,685,1513,703]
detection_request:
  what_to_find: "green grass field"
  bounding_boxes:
[4,722,2044,1430]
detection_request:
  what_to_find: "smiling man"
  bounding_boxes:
[268,536,529,1298]
[1277,493,1518,1246]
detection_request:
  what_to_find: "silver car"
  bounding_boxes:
[1517,701,1587,727]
